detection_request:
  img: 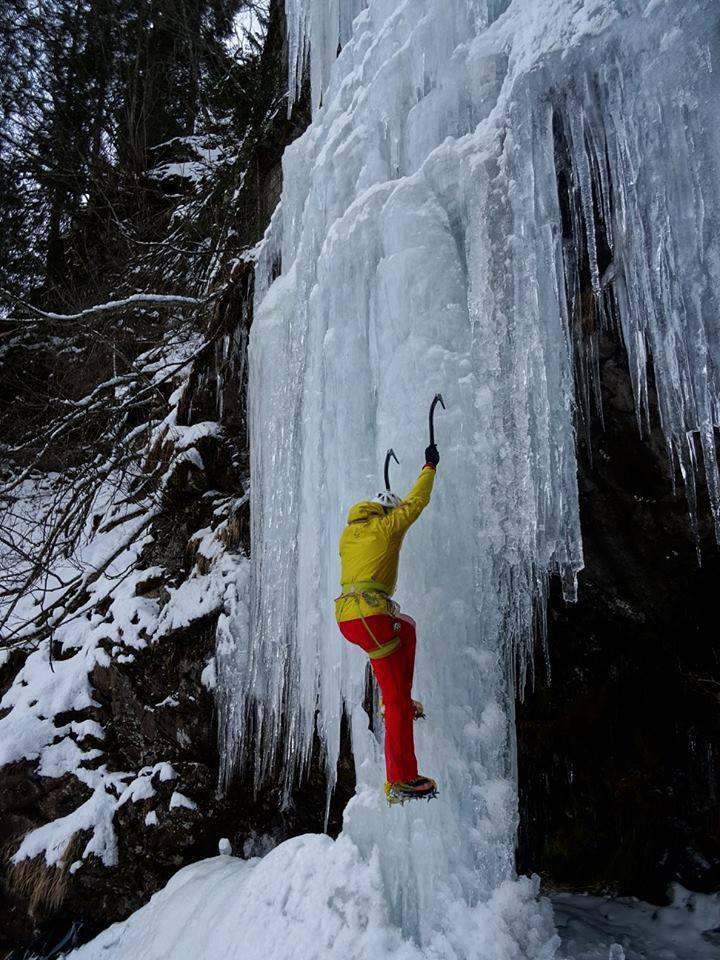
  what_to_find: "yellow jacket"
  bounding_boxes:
[336,466,436,623]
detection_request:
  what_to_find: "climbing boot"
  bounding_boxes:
[384,776,438,805]
[379,698,425,721]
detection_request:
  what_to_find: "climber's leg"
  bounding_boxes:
[371,641,418,783]
[338,615,417,782]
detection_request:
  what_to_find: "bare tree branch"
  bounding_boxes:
[1,288,210,324]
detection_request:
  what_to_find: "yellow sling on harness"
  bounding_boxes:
[336,581,402,660]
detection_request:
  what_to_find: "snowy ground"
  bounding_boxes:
[551,888,720,960]
[59,841,720,960]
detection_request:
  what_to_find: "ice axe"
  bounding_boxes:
[384,448,399,491]
[428,393,445,447]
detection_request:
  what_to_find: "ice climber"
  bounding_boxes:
[336,442,440,805]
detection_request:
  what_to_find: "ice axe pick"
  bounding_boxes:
[384,448,399,491]
[429,393,445,447]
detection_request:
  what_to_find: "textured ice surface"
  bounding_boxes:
[215,0,720,955]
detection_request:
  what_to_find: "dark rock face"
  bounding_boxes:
[0,624,217,953]
[516,102,720,903]
[516,326,720,901]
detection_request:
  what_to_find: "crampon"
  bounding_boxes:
[384,776,438,805]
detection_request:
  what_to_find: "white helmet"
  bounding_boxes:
[372,490,402,509]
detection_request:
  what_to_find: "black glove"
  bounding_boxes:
[425,443,440,467]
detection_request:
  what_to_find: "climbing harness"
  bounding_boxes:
[335,581,402,659]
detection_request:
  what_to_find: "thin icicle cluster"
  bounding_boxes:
[217,0,720,951]
[286,0,368,111]
[554,48,720,539]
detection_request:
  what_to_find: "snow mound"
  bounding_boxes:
[65,831,558,960]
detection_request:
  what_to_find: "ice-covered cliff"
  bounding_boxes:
[216,0,720,955]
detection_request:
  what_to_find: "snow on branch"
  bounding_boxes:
[1,291,208,324]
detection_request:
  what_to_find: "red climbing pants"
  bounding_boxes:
[338,614,418,783]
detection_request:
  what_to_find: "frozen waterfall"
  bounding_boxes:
[218,0,720,954]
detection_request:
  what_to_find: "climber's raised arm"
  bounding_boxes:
[382,444,439,536]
